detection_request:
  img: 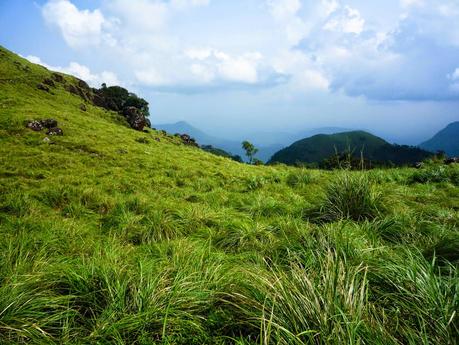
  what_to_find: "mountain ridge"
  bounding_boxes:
[268,130,433,166]
[420,121,459,157]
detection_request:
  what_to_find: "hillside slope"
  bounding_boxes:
[1,46,458,344]
[420,122,459,156]
[269,130,432,166]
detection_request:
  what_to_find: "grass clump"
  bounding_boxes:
[285,169,314,187]
[317,171,385,222]
[409,165,459,185]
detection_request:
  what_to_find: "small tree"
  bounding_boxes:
[242,140,258,164]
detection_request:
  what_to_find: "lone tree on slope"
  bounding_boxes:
[242,140,258,164]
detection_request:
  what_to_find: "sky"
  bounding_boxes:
[1,0,459,144]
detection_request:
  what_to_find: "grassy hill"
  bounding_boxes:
[1,45,458,344]
[268,130,432,166]
[420,122,459,157]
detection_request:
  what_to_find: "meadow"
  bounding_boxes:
[1,46,458,344]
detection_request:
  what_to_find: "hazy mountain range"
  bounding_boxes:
[155,120,459,163]
[155,121,351,162]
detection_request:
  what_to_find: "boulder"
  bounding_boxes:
[46,127,63,136]
[77,79,90,90]
[37,83,50,92]
[42,78,55,87]
[26,120,43,131]
[40,118,58,129]
[179,134,199,147]
[52,73,65,83]
[66,84,79,95]
[123,106,146,131]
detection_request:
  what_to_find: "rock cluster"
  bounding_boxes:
[123,107,147,131]
[37,72,151,131]
[177,133,198,147]
[37,83,50,92]
[25,118,63,136]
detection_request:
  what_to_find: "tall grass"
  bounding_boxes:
[317,172,385,222]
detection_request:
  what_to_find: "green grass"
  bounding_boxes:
[1,45,459,344]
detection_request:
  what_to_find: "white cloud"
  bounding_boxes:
[108,0,168,32]
[38,0,459,99]
[451,68,459,80]
[267,0,309,45]
[25,55,120,87]
[401,0,424,8]
[323,6,365,34]
[42,0,109,48]
[170,0,210,9]
[133,48,265,87]
[217,54,259,84]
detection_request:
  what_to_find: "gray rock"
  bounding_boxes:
[46,127,63,136]
[26,120,43,131]
[37,83,50,92]
[40,119,58,129]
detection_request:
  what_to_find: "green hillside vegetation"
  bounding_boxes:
[420,122,459,157]
[269,131,433,167]
[1,45,458,344]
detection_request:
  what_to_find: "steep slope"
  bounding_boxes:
[269,131,432,166]
[420,122,459,156]
[1,46,458,345]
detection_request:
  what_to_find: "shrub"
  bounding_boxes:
[318,172,385,222]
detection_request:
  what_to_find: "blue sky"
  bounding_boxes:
[1,0,459,144]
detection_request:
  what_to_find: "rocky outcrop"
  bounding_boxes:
[52,73,65,83]
[42,78,55,87]
[123,107,146,131]
[37,83,50,92]
[26,119,62,136]
[178,134,198,147]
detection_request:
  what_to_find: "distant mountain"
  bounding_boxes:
[420,122,459,157]
[154,121,280,162]
[268,131,432,166]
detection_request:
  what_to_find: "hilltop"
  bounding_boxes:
[269,130,432,167]
[0,46,458,344]
[420,121,459,157]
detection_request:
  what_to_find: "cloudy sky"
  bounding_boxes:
[1,0,459,143]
